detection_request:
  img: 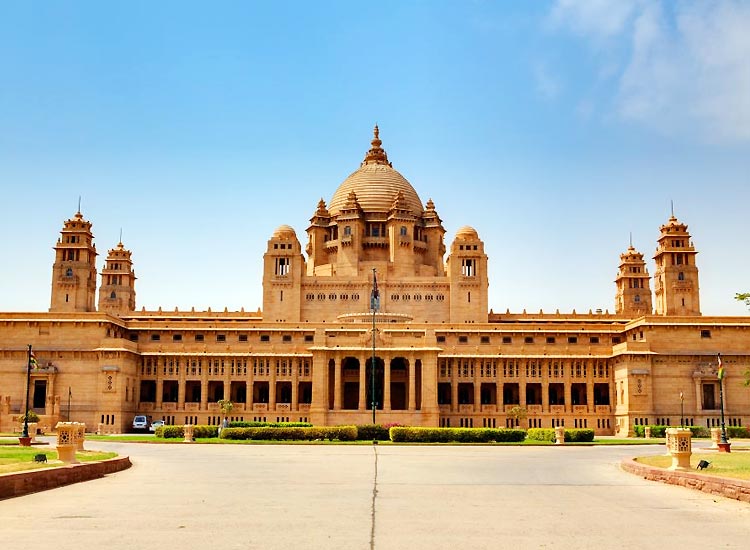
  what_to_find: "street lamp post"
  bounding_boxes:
[370,268,379,425]
[717,353,730,452]
[679,391,684,428]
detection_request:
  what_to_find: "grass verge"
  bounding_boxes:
[635,450,750,480]
[0,445,117,474]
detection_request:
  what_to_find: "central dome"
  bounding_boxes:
[328,126,423,217]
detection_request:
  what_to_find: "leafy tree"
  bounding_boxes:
[218,399,234,427]
[507,405,527,427]
[734,293,750,386]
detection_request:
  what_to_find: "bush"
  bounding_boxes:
[389,427,526,443]
[526,428,556,442]
[160,425,184,439]
[564,429,594,442]
[633,425,710,438]
[228,421,312,428]
[219,425,357,442]
[18,411,40,423]
[727,426,750,438]
[355,425,391,441]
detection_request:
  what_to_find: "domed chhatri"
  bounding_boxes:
[455,226,479,240]
[328,126,423,217]
[273,224,297,239]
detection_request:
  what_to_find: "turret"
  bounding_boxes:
[446,226,488,323]
[50,211,98,312]
[98,240,136,315]
[262,225,305,322]
[653,215,701,316]
[615,243,652,317]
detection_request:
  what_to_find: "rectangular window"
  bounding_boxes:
[480,336,490,344]
[172,334,182,342]
[216,334,226,342]
[304,334,314,343]
[700,330,711,338]
[150,334,160,341]
[129,333,139,342]
[589,336,599,344]
[524,336,534,344]
[282,335,292,342]
[239,334,248,342]
[568,336,578,344]
[458,335,468,344]
[195,334,204,342]
[546,337,555,344]
[502,336,512,344]
[612,336,621,344]
[436,335,446,343]
[260,335,270,342]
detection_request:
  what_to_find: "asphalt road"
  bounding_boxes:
[1,441,749,549]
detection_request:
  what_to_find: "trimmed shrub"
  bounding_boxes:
[160,425,184,439]
[727,426,750,438]
[564,428,594,442]
[389,427,525,443]
[526,428,556,442]
[219,425,357,441]
[633,425,710,438]
[228,421,312,428]
[355,425,391,441]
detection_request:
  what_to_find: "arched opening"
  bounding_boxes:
[342,356,360,410]
[390,357,409,410]
[365,356,385,411]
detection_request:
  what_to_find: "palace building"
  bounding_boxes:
[1,127,748,435]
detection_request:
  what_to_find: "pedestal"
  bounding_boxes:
[55,422,80,464]
[644,426,651,439]
[554,426,565,445]
[666,428,691,471]
[709,427,721,449]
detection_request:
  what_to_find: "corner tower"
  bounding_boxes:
[446,226,489,323]
[50,211,98,312]
[615,243,652,317]
[653,215,701,316]
[98,241,136,315]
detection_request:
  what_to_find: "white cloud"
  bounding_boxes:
[550,0,750,143]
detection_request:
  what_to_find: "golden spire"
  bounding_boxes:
[363,124,390,166]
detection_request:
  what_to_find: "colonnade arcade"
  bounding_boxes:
[327,354,423,412]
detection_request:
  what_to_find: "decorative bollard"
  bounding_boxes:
[28,422,38,443]
[644,426,651,439]
[554,426,565,445]
[666,428,692,471]
[55,422,79,464]
[76,423,86,451]
[710,427,721,450]
[183,425,195,443]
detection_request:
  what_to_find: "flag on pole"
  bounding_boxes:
[29,350,38,369]
[370,271,380,312]
[717,353,724,380]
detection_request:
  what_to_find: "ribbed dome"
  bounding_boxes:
[273,225,297,239]
[328,126,423,217]
[455,226,479,240]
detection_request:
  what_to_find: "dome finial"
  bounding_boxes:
[363,124,389,165]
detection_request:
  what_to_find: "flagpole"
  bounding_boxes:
[67,387,72,422]
[23,344,32,438]
[371,268,377,425]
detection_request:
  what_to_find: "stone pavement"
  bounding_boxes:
[1,442,749,549]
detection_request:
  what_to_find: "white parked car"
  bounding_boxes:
[132,415,149,431]
[149,419,165,432]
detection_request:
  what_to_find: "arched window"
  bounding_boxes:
[400,226,407,236]
[634,295,641,303]
[110,291,116,299]
[65,268,73,277]
[343,225,351,236]
[678,272,685,281]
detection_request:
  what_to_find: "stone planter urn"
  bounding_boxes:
[710,427,721,449]
[666,428,692,471]
[554,426,565,445]
[183,425,195,443]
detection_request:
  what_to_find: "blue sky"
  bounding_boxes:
[1,1,749,315]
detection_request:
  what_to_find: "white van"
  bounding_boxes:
[132,415,149,431]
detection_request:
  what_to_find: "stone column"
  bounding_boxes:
[333,356,342,411]
[359,357,367,411]
[383,358,391,412]
[292,359,299,412]
[269,359,277,412]
[408,358,416,412]
[586,381,595,413]
[542,381,550,413]
[451,376,458,413]
[564,382,572,413]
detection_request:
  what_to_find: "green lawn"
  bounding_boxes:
[636,450,750,480]
[0,445,117,474]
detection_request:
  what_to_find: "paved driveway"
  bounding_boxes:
[1,441,749,549]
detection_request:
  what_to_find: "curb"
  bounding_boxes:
[621,457,750,503]
[0,456,132,500]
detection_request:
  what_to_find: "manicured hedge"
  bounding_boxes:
[389,427,526,443]
[228,421,312,428]
[633,425,710,438]
[727,426,750,438]
[158,425,219,439]
[355,425,391,441]
[564,428,594,442]
[219,425,358,441]
[526,428,556,442]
